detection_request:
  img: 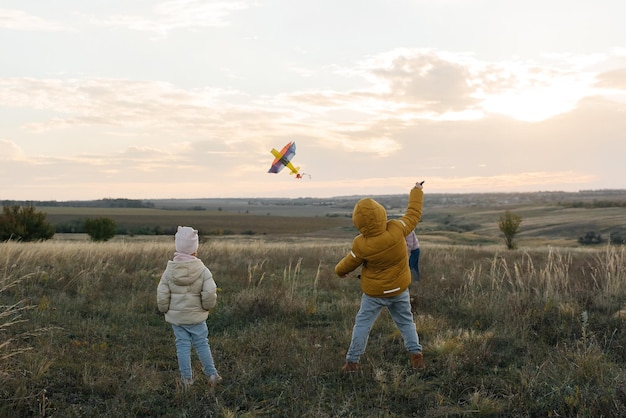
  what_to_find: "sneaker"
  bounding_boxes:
[342,362,359,373]
[180,377,194,388]
[208,374,222,387]
[410,352,425,369]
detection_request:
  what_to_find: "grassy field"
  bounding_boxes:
[2,238,625,417]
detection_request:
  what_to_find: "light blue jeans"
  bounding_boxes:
[172,322,218,380]
[346,288,422,363]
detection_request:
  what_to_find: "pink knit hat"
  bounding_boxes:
[175,226,199,254]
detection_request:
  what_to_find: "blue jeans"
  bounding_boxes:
[172,322,217,380]
[346,289,422,363]
[409,248,421,281]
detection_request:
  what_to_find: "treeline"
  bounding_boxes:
[578,231,625,245]
[54,221,178,237]
[1,198,154,209]
[559,200,626,208]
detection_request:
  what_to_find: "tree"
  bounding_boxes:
[498,210,522,250]
[0,205,55,241]
[578,231,604,245]
[84,217,117,242]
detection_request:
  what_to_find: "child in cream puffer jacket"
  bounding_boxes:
[157,226,221,388]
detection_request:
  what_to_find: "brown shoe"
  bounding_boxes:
[410,352,425,369]
[208,374,222,387]
[342,362,359,372]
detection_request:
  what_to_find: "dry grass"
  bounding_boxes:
[1,238,625,417]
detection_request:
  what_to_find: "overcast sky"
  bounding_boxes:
[1,0,625,200]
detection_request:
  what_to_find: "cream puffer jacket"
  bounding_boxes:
[157,258,217,325]
[335,187,423,297]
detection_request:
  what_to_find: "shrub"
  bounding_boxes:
[84,217,117,242]
[578,231,605,245]
[609,232,625,245]
[498,210,522,250]
[0,205,54,241]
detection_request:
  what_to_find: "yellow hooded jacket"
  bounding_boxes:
[335,187,423,297]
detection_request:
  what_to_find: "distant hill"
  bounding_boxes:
[1,198,155,209]
[5,189,624,211]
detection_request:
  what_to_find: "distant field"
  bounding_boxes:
[39,192,626,247]
[418,205,626,246]
[41,206,356,238]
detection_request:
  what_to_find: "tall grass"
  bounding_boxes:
[1,239,625,417]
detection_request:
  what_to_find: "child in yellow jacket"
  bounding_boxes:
[335,182,425,372]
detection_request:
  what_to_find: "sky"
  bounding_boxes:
[1,0,626,200]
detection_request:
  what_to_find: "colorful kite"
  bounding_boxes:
[268,141,309,179]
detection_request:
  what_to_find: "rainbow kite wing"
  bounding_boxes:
[268,141,300,175]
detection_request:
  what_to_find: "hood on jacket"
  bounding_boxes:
[164,259,206,287]
[352,198,387,237]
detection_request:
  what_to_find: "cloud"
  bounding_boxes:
[595,69,626,89]
[3,49,620,145]
[92,0,249,38]
[368,49,479,112]
[433,171,595,192]
[0,145,189,196]
[0,8,71,31]
[281,49,605,125]
[362,49,602,122]
[0,139,23,160]
[0,77,253,135]
[0,144,269,200]
[1,45,625,200]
